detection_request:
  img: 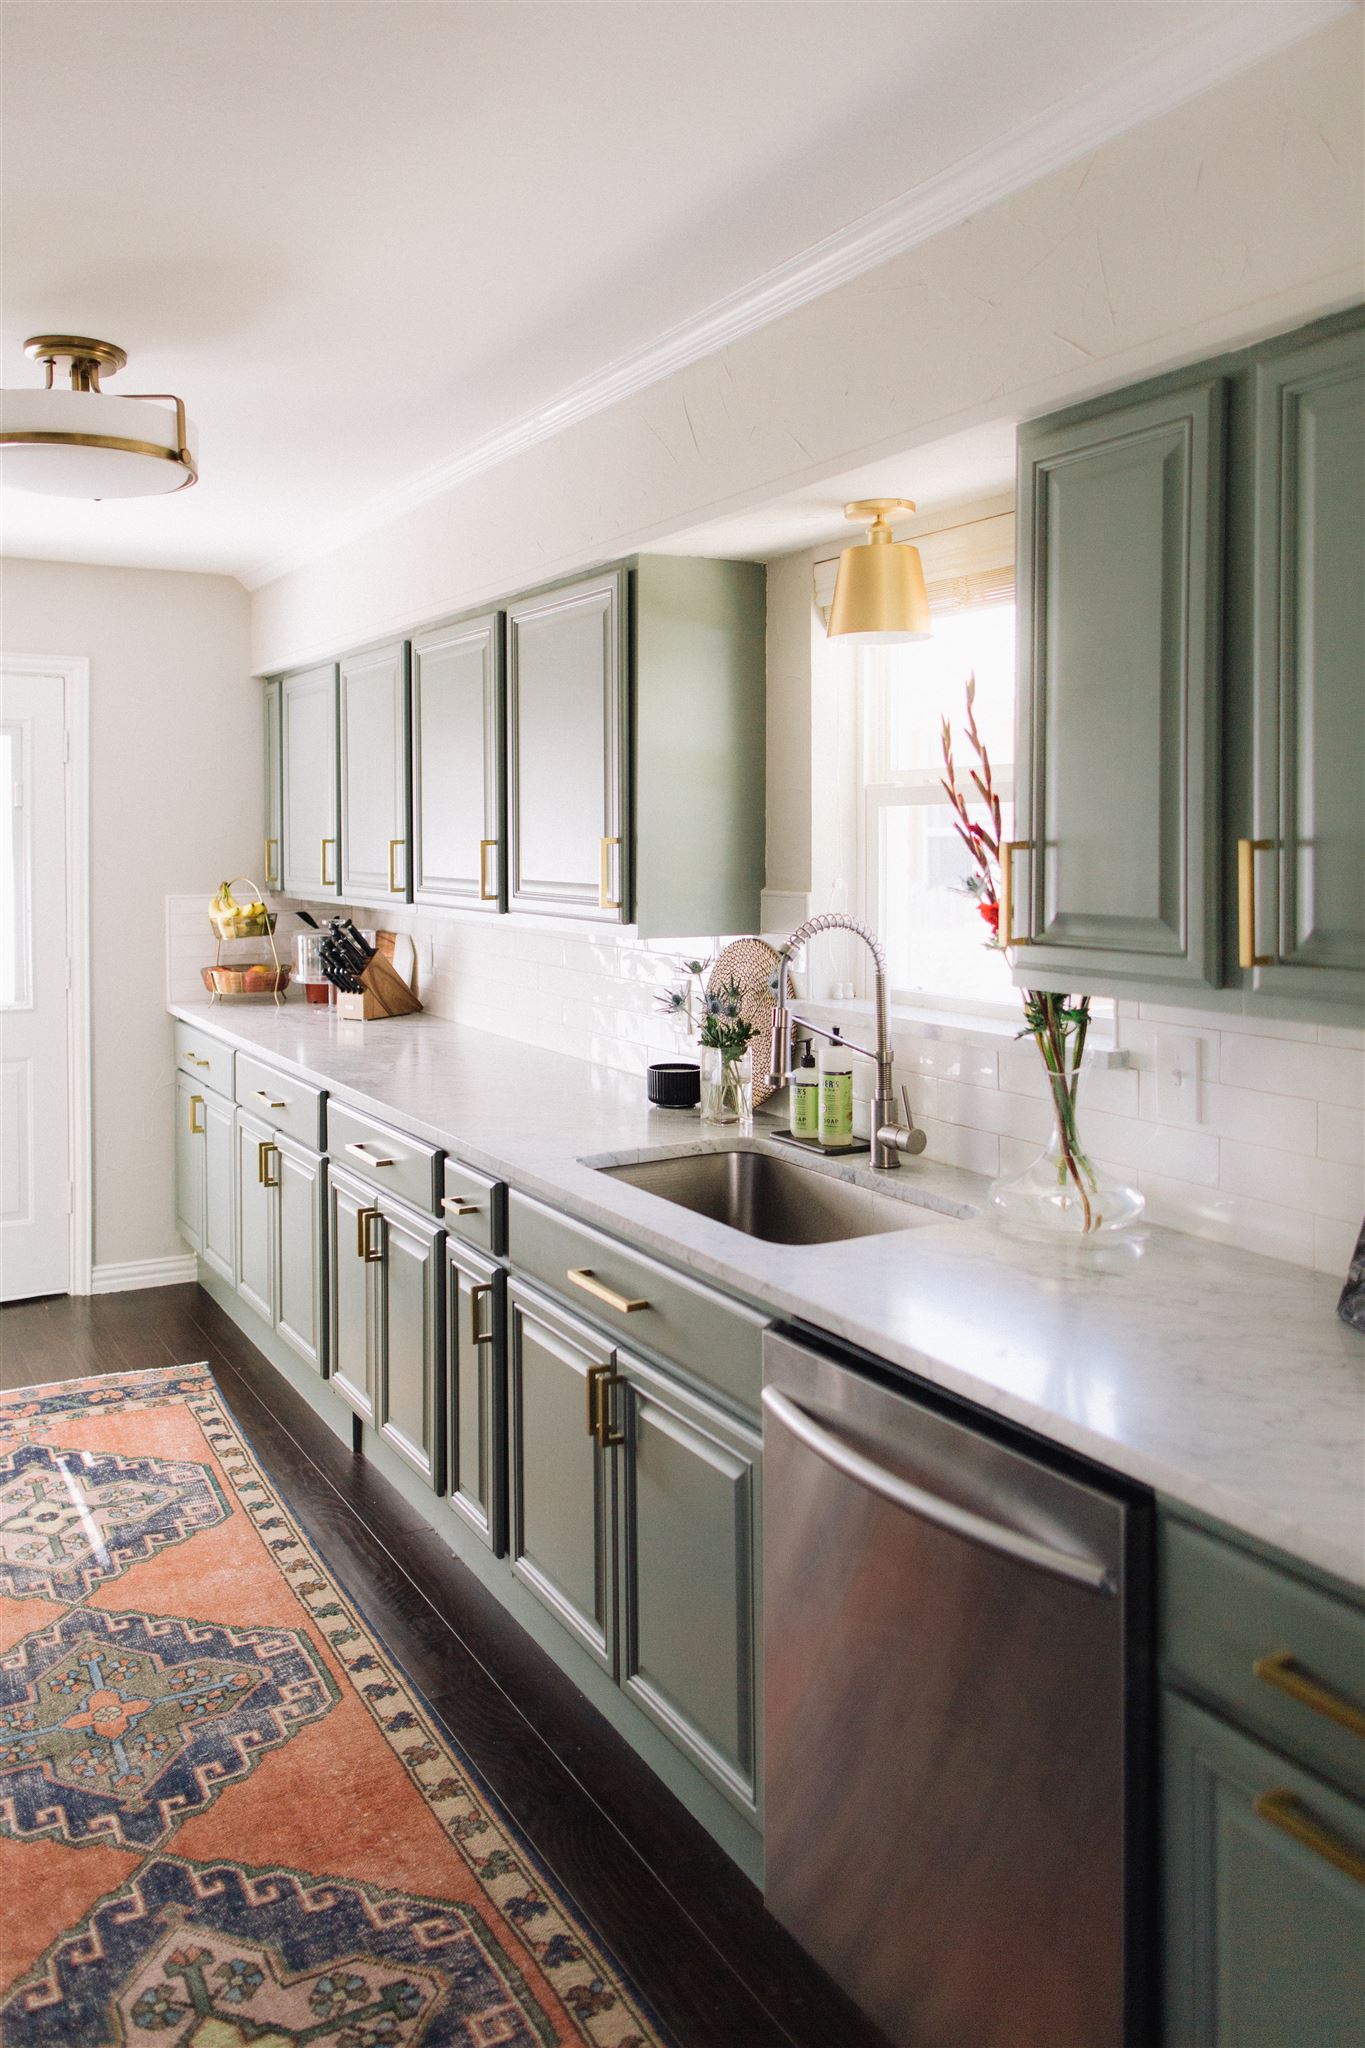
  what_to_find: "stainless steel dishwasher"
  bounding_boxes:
[762,1325,1152,2048]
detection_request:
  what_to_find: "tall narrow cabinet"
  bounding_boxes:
[279,662,340,899]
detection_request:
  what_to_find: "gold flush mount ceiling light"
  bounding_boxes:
[827,498,931,643]
[0,335,198,497]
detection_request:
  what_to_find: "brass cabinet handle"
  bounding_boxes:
[567,1266,648,1314]
[586,1362,626,1448]
[184,1051,210,1068]
[265,835,279,886]
[188,1093,206,1135]
[1253,1789,1365,1885]
[479,838,498,902]
[321,836,336,887]
[598,835,621,912]
[388,837,405,893]
[346,1141,395,1168]
[355,1204,383,1262]
[254,1088,288,1110]
[1254,1651,1365,1741]
[1237,838,1275,969]
[469,1281,496,1348]
[1000,840,1031,948]
[442,1195,481,1217]
[257,1139,279,1188]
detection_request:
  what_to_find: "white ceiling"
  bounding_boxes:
[0,1,1335,584]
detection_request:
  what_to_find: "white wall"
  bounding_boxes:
[250,15,1363,672]
[2,557,255,1278]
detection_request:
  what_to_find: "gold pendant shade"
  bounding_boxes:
[827,498,931,643]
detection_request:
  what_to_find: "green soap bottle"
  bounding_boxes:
[818,1028,854,1147]
[790,1039,819,1139]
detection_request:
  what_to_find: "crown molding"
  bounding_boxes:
[243,1,1352,591]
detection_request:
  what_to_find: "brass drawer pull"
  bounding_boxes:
[321,836,336,887]
[586,1362,626,1448]
[1000,840,1031,948]
[257,1139,279,1188]
[442,1195,482,1216]
[598,835,621,913]
[1253,1789,1365,1885]
[567,1267,648,1314]
[1237,838,1274,969]
[1254,1651,1365,1741]
[346,1141,396,1168]
[388,837,405,893]
[254,1088,288,1110]
[184,1051,210,1067]
[355,1204,383,1262]
[188,1093,206,1136]
[479,838,498,902]
[265,835,279,886]
[469,1281,496,1348]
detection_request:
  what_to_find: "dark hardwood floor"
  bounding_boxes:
[0,1284,891,2048]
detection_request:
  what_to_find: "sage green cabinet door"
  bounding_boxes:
[328,1165,379,1425]
[200,1088,236,1286]
[412,613,504,913]
[617,1348,760,1814]
[447,1240,505,1551]
[234,1108,275,1321]
[507,570,628,921]
[263,677,283,890]
[1015,379,1224,989]
[174,1073,204,1253]
[276,1132,326,1375]
[1163,1691,1365,2047]
[507,1280,616,1670]
[1244,326,1365,1006]
[281,662,340,898]
[340,640,411,906]
[377,1197,443,1491]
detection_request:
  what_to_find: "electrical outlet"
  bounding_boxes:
[1154,1032,1202,1125]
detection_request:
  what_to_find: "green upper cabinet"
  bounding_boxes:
[507,568,628,923]
[1240,324,1365,1006]
[1014,306,1364,1021]
[1014,376,1224,991]
[507,557,765,936]
[411,611,504,913]
[339,639,411,906]
[280,661,340,898]
[263,677,283,891]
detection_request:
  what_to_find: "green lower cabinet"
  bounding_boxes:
[328,1165,381,1426]
[236,1109,327,1373]
[175,1074,234,1282]
[1163,1689,1365,2046]
[446,1241,505,1552]
[376,1196,444,1491]
[174,1073,204,1253]
[508,1280,616,1671]
[235,1108,276,1324]
[616,1346,760,1815]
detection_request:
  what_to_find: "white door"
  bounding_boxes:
[0,671,70,1299]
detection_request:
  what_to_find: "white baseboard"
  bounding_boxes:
[90,1254,199,1295]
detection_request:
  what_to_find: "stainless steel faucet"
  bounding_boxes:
[769,912,926,1169]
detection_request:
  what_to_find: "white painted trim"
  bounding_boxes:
[242,1,1350,592]
[91,1253,199,1295]
[0,651,92,1296]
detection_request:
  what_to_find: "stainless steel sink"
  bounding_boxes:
[596,1148,951,1245]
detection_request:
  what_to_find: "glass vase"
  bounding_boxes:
[988,1064,1143,1241]
[701,1046,753,1129]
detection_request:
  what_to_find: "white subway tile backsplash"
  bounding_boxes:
[1218,1033,1365,1107]
[1314,1214,1361,1278]
[1138,1173,1319,1268]
[1218,1139,1365,1222]
[1317,1103,1365,1168]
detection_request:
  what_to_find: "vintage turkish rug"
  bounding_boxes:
[0,1366,667,2047]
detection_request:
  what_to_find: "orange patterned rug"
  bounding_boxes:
[0,1365,667,2047]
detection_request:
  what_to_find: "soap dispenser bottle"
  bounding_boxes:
[818,1028,855,1147]
[790,1039,819,1140]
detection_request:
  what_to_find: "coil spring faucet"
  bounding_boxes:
[769,913,926,1170]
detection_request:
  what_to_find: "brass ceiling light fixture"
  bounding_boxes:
[0,335,198,497]
[827,498,931,643]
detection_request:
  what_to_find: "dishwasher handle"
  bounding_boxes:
[762,1385,1117,1596]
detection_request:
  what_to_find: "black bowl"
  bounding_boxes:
[646,1061,701,1109]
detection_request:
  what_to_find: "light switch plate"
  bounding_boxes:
[1154,1032,1202,1125]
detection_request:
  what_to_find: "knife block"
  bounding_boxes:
[335,951,423,1021]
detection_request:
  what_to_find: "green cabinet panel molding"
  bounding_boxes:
[446,1240,506,1553]
[339,638,412,907]
[328,1162,443,1487]
[411,611,505,913]
[279,661,340,898]
[175,1073,235,1284]
[1015,305,1364,1021]
[263,676,283,891]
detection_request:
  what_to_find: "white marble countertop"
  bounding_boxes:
[170,1000,1364,1591]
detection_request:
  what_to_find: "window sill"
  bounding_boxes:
[797,994,1126,1062]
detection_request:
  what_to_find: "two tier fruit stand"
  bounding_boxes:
[203,879,289,1004]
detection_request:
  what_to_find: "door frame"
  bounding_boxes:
[0,652,92,1295]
